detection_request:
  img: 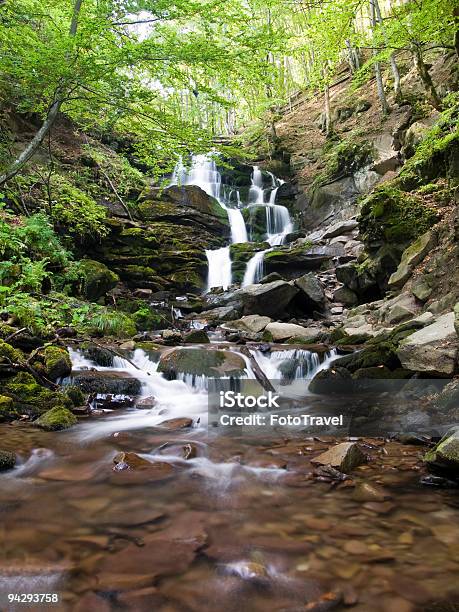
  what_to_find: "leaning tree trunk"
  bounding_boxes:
[345,39,360,73]
[0,0,84,187]
[324,81,332,137]
[373,0,402,102]
[413,44,442,110]
[369,0,389,115]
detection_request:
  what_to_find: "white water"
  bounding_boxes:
[67,346,338,439]
[171,156,294,290]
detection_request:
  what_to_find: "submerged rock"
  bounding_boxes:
[311,442,367,473]
[155,417,193,431]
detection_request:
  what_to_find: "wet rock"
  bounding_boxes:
[70,370,142,395]
[80,342,114,367]
[119,340,135,351]
[182,443,198,460]
[0,449,16,471]
[155,417,193,431]
[425,427,459,476]
[225,561,269,581]
[183,329,210,343]
[388,231,436,289]
[199,305,242,322]
[113,451,154,470]
[135,395,157,409]
[264,322,321,343]
[79,259,119,301]
[308,366,353,395]
[352,481,392,502]
[311,442,367,473]
[116,587,164,611]
[112,452,174,483]
[93,394,135,409]
[397,312,458,375]
[35,406,77,431]
[157,347,246,379]
[294,273,325,308]
[259,272,284,284]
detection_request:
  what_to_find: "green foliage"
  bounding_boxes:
[85,311,137,338]
[49,175,109,240]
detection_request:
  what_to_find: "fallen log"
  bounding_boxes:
[238,346,276,393]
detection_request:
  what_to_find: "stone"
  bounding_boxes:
[200,305,242,322]
[455,302,459,337]
[235,280,298,318]
[388,231,436,289]
[79,259,119,301]
[294,273,325,307]
[259,272,284,284]
[135,395,157,409]
[352,481,392,502]
[31,346,72,381]
[162,329,182,344]
[225,315,272,334]
[383,293,420,325]
[311,442,367,473]
[70,370,142,395]
[321,219,358,239]
[333,286,359,306]
[264,322,321,343]
[0,449,16,471]
[158,347,246,379]
[397,312,458,375]
[183,329,210,344]
[155,417,193,431]
[425,427,459,476]
[119,340,135,351]
[35,406,77,431]
[411,277,433,302]
[308,366,353,395]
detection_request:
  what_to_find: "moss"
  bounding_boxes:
[359,186,438,246]
[33,346,72,381]
[78,259,119,301]
[3,372,72,416]
[0,395,16,421]
[312,137,374,190]
[0,449,16,470]
[35,406,77,431]
[0,323,17,339]
[65,385,85,407]
[132,307,164,331]
[0,340,24,363]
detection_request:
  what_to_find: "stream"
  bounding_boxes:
[1,345,459,611]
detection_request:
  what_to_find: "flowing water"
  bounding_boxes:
[1,346,459,611]
[171,157,294,290]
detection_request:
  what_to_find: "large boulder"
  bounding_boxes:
[380,293,421,326]
[264,322,321,343]
[79,259,119,301]
[388,231,436,289]
[397,312,458,376]
[31,346,72,381]
[294,273,325,309]
[158,347,246,379]
[235,280,298,318]
[321,219,358,239]
[263,244,335,277]
[70,370,143,395]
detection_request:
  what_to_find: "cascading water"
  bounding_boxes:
[171,156,293,289]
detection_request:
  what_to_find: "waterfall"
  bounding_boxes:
[242,251,265,286]
[171,155,293,291]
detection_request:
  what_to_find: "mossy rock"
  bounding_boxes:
[32,346,72,381]
[65,385,86,407]
[0,449,16,471]
[425,427,459,476]
[132,308,165,331]
[332,340,401,373]
[0,395,16,421]
[3,372,72,417]
[79,259,120,301]
[35,406,78,431]
[158,348,246,379]
[0,340,24,363]
[183,329,210,344]
[359,186,438,247]
[0,323,17,340]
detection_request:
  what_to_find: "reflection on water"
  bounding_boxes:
[1,346,459,611]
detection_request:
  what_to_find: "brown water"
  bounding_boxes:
[1,351,459,612]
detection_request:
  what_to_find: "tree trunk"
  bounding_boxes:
[324,80,331,137]
[413,45,442,110]
[454,7,459,59]
[0,0,84,187]
[345,39,360,73]
[373,0,402,101]
[369,0,389,115]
